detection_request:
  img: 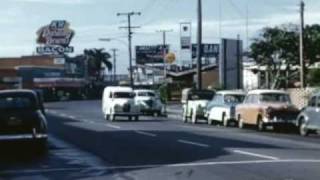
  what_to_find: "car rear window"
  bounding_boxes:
[113,92,134,98]
[0,96,36,109]
[224,95,245,104]
[137,92,155,97]
[260,93,291,103]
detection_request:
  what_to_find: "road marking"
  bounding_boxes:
[177,139,210,148]
[3,159,320,174]
[105,124,121,129]
[68,115,76,119]
[232,150,279,160]
[135,131,157,137]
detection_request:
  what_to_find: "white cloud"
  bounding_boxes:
[12,0,92,5]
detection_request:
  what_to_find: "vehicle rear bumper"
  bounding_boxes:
[0,133,47,141]
[113,113,140,116]
[263,117,296,125]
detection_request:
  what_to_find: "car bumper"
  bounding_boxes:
[0,133,47,141]
[113,112,140,116]
[263,117,295,125]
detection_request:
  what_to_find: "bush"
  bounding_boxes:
[308,68,320,86]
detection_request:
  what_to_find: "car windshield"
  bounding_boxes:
[259,93,291,103]
[113,92,134,98]
[0,96,35,110]
[137,92,155,97]
[189,91,214,100]
[224,95,245,104]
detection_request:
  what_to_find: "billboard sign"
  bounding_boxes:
[219,39,243,90]
[36,20,75,55]
[192,44,220,58]
[135,45,169,64]
[180,22,192,50]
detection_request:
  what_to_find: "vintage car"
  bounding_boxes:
[296,92,320,136]
[102,86,140,121]
[236,89,300,131]
[0,89,48,148]
[182,88,215,124]
[207,91,246,126]
[134,89,164,116]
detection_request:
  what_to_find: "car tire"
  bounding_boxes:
[299,118,309,136]
[34,139,48,154]
[110,115,115,122]
[105,114,110,121]
[191,111,197,124]
[135,116,139,121]
[222,114,228,127]
[238,115,245,129]
[257,117,266,131]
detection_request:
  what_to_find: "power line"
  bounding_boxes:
[117,12,141,88]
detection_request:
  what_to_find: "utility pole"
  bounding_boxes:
[157,29,173,82]
[196,0,203,90]
[299,1,305,88]
[117,12,141,89]
[110,48,118,82]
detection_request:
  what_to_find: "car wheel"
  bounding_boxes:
[222,114,228,127]
[110,115,115,122]
[238,115,245,129]
[183,114,188,123]
[34,139,48,154]
[207,117,213,125]
[135,116,139,121]
[105,114,109,121]
[257,117,265,131]
[191,111,197,124]
[128,116,133,121]
[299,118,309,136]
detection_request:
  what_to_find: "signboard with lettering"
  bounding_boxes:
[135,45,169,64]
[192,44,220,58]
[36,20,75,55]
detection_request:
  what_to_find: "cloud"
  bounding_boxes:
[12,0,92,5]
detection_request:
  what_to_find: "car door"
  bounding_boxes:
[314,95,320,128]
[247,94,260,125]
[306,96,317,128]
[240,95,252,123]
[210,95,222,120]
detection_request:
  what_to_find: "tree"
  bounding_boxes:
[308,68,320,86]
[84,48,112,80]
[250,24,320,89]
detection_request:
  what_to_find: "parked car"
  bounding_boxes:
[182,88,215,124]
[236,89,300,131]
[207,91,246,126]
[102,86,140,121]
[134,89,164,116]
[0,89,48,148]
[296,92,320,136]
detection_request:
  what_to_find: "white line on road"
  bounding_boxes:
[232,150,279,160]
[177,139,210,148]
[3,159,320,174]
[104,124,121,129]
[135,131,157,137]
[68,115,76,119]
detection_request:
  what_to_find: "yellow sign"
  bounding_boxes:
[165,53,176,64]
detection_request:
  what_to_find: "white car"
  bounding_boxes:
[134,89,164,116]
[182,89,215,124]
[207,91,246,126]
[102,86,140,121]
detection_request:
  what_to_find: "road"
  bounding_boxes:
[1,100,320,180]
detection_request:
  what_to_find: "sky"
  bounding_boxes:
[1,0,320,73]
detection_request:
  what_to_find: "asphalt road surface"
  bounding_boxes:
[1,100,320,180]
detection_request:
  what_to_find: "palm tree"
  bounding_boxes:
[84,48,112,81]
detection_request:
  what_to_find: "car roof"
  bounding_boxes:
[248,89,288,95]
[0,89,37,97]
[134,89,155,93]
[104,86,133,92]
[216,90,246,96]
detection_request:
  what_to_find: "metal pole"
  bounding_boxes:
[117,12,141,89]
[197,0,203,90]
[299,0,305,88]
[111,48,118,82]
